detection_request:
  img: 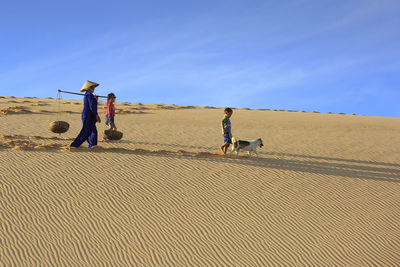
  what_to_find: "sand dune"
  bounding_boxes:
[1,96,400,265]
[0,106,32,115]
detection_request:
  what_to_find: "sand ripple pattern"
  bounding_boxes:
[1,98,400,265]
[1,149,400,266]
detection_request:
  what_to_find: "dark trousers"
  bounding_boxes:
[70,116,97,148]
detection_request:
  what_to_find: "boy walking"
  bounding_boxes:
[220,107,233,154]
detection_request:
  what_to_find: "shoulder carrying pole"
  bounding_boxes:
[58,89,107,98]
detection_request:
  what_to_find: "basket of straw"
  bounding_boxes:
[104,129,123,140]
[49,121,70,134]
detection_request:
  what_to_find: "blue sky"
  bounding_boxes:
[1,0,399,117]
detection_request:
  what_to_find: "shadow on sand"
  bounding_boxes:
[129,140,400,168]
[70,146,400,183]
[3,132,396,183]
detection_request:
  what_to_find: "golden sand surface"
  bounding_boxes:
[1,96,400,265]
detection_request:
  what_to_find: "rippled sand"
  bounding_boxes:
[1,96,400,265]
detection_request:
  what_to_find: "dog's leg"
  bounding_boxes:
[254,149,259,158]
[236,148,240,157]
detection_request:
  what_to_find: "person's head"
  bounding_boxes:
[107,93,116,103]
[87,86,95,93]
[224,107,233,118]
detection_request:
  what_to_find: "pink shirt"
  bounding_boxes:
[106,101,115,116]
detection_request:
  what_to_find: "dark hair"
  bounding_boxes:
[107,93,116,101]
[224,107,233,114]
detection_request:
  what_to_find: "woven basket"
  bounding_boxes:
[49,121,70,134]
[104,129,123,140]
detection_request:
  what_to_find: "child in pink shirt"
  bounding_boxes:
[105,93,117,131]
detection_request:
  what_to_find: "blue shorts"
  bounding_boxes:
[223,133,232,144]
[106,114,114,125]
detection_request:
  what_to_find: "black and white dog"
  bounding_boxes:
[230,137,264,157]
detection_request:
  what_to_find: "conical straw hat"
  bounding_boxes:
[80,80,99,92]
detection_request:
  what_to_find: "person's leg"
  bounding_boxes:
[88,125,98,148]
[220,143,226,154]
[71,117,94,148]
[220,142,228,154]
[221,136,228,154]
[223,133,232,154]
[106,115,112,129]
[110,115,116,130]
[224,143,230,154]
